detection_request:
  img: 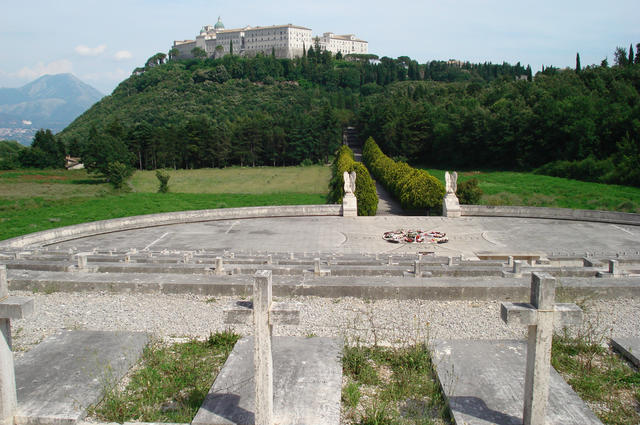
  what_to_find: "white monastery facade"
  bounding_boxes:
[172,17,368,60]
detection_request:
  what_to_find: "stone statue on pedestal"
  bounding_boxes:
[445,171,458,194]
[443,171,461,218]
[343,171,356,195]
[342,171,357,217]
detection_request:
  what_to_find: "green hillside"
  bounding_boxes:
[52,47,640,188]
[57,53,530,171]
[0,140,25,169]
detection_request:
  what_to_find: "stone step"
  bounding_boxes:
[4,259,614,280]
[15,330,148,425]
[7,269,640,300]
[610,336,640,368]
[432,339,603,425]
[192,336,342,425]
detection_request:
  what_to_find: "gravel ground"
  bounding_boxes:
[10,291,640,355]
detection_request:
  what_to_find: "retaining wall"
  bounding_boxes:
[0,205,342,249]
[460,205,640,226]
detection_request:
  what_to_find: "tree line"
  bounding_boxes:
[357,46,640,186]
[4,44,639,189]
[50,51,536,176]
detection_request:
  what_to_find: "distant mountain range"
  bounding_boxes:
[0,74,103,145]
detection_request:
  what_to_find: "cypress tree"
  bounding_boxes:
[636,43,640,64]
[630,44,634,65]
[229,40,233,56]
[576,52,581,72]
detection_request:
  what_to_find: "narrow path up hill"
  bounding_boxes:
[343,127,403,216]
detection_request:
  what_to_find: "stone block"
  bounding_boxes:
[192,336,342,425]
[341,194,357,217]
[15,331,148,425]
[432,340,603,425]
[0,297,34,320]
[443,194,461,218]
[501,302,583,328]
[224,302,300,326]
[610,337,640,368]
[501,302,537,326]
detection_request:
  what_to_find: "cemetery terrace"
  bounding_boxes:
[0,211,638,425]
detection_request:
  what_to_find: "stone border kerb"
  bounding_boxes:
[0,205,342,249]
[461,205,640,226]
[2,203,639,250]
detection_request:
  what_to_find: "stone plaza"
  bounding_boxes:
[0,209,639,425]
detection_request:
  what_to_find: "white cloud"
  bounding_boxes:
[75,44,107,56]
[11,60,74,80]
[114,50,133,61]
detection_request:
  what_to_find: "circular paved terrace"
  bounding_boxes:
[48,215,639,257]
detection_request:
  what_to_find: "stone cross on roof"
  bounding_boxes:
[224,270,300,425]
[0,265,34,425]
[501,273,582,425]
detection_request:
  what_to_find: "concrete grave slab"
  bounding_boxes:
[15,330,149,425]
[432,340,602,425]
[611,337,640,368]
[192,336,342,425]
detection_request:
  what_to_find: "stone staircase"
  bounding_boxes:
[3,248,640,300]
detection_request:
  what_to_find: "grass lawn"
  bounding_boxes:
[552,333,640,425]
[90,331,240,423]
[130,166,331,194]
[3,165,640,241]
[0,167,330,241]
[423,169,640,212]
[342,343,450,425]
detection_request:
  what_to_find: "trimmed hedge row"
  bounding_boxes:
[328,145,378,216]
[363,137,445,211]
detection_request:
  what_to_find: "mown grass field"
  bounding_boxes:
[130,166,330,194]
[425,169,640,212]
[0,167,330,241]
[2,166,640,241]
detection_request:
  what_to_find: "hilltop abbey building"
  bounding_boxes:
[172,17,368,60]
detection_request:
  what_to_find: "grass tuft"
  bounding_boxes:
[342,343,450,425]
[342,381,362,408]
[551,333,640,425]
[89,331,240,424]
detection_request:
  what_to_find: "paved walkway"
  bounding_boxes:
[374,180,404,215]
[49,216,640,258]
[351,145,404,216]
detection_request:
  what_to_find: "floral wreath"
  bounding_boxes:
[383,230,448,244]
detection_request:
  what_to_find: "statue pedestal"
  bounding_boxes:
[342,194,357,217]
[443,194,461,218]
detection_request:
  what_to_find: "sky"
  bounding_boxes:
[1,0,638,94]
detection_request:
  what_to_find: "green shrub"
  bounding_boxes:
[399,169,445,210]
[328,145,378,216]
[155,169,171,193]
[535,156,614,183]
[457,178,483,204]
[353,163,378,216]
[363,137,445,213]
[105,161,133,189]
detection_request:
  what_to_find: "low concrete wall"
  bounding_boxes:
[0,205,342,249]
[461,205,640,226]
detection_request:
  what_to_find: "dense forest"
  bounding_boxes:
[358,63,640,185]
[6,43,640,187]
[56,51,531,171]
